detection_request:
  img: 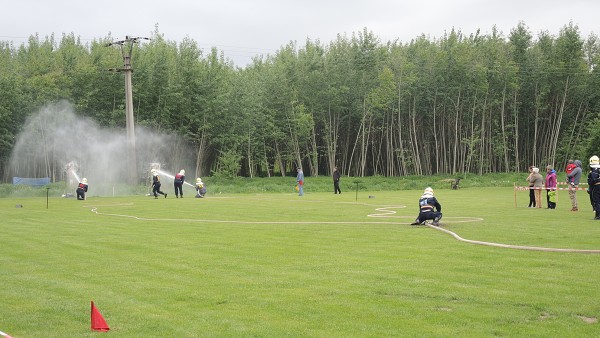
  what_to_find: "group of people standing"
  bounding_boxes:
[526,156,600,219]
[526,165,560,209]
[151,169,206,199]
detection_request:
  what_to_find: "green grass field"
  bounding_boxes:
[2,186,599,337]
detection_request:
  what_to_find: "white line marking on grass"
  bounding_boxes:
[88,207,407,225]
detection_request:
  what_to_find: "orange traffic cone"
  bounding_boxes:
[91,301,110,332]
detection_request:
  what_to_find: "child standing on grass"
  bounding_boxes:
[565,160,576,185]
[546,165,557,209]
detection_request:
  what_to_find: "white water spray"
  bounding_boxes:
[156,169,195,188]
[9,101,195,196]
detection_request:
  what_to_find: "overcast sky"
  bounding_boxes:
[2,0,598,67]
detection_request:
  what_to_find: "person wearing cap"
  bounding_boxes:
[296,167,304,196]
[195,177,207,198]
[76,177,88,200]
[151,169,167,199]
[587,155,600,219]
[545,165,557,209]
[566,160,583,211]
[174,169,186,198]
[410,187,443,226]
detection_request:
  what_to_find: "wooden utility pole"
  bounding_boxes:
[107,36,149,184]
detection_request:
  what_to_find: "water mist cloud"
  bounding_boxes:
[9,101,186,196]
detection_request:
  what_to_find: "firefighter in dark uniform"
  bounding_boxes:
[152,169,167,199]
[76,178,88,200]
[588,155,600,220]
[174,169,185,198]
[410,187,443,226]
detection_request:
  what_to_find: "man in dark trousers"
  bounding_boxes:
[174,169,185,198]
[333,166,341,194]
[588,155,600,220]
[410,187,443,226]
[152,169,167,199]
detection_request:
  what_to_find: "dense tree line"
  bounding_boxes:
[1,22,600,182]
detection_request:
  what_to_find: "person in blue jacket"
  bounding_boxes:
[410,187,442,226]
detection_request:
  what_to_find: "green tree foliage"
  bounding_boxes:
[1,23,599,181]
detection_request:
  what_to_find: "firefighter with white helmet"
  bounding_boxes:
[410,187,443,226]
[151,169,167,199]
[76,177,88,200]
[174,169,186,198]
[588,155,600,219]
[195,177,207,198]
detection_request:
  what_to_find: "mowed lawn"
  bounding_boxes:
[1,187,599,337]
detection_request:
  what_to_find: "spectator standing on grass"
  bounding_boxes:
[526,166,536,207]
[545,165,557,209]
[588,155,600,220]
[531,167,543,208]
[410,187,443,226]
[566,160,582,211]
[296,167,304,196]
[333,166,341,194]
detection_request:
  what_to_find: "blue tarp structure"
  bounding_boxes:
[13,177,51,186]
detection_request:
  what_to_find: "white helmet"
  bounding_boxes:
[180,169,185,175]
[590,155,600,166]
[422,187,434,198]
[196,177,202,183]
[151,169,158,176]
[82,178,88,184]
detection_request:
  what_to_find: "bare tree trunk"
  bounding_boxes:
[410,96,422,175]
[432,94,439,174]
[513,89,520,172]
[246,129,254,178]
[452,90,461,174]
[396,84,407,175]
[533,83,539,166]
[274,141,286,177]
[325,104,339,175]
[550,76,569,162]
[500,85,509,172]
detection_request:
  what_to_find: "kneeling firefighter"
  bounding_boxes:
[411,187,443,226]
